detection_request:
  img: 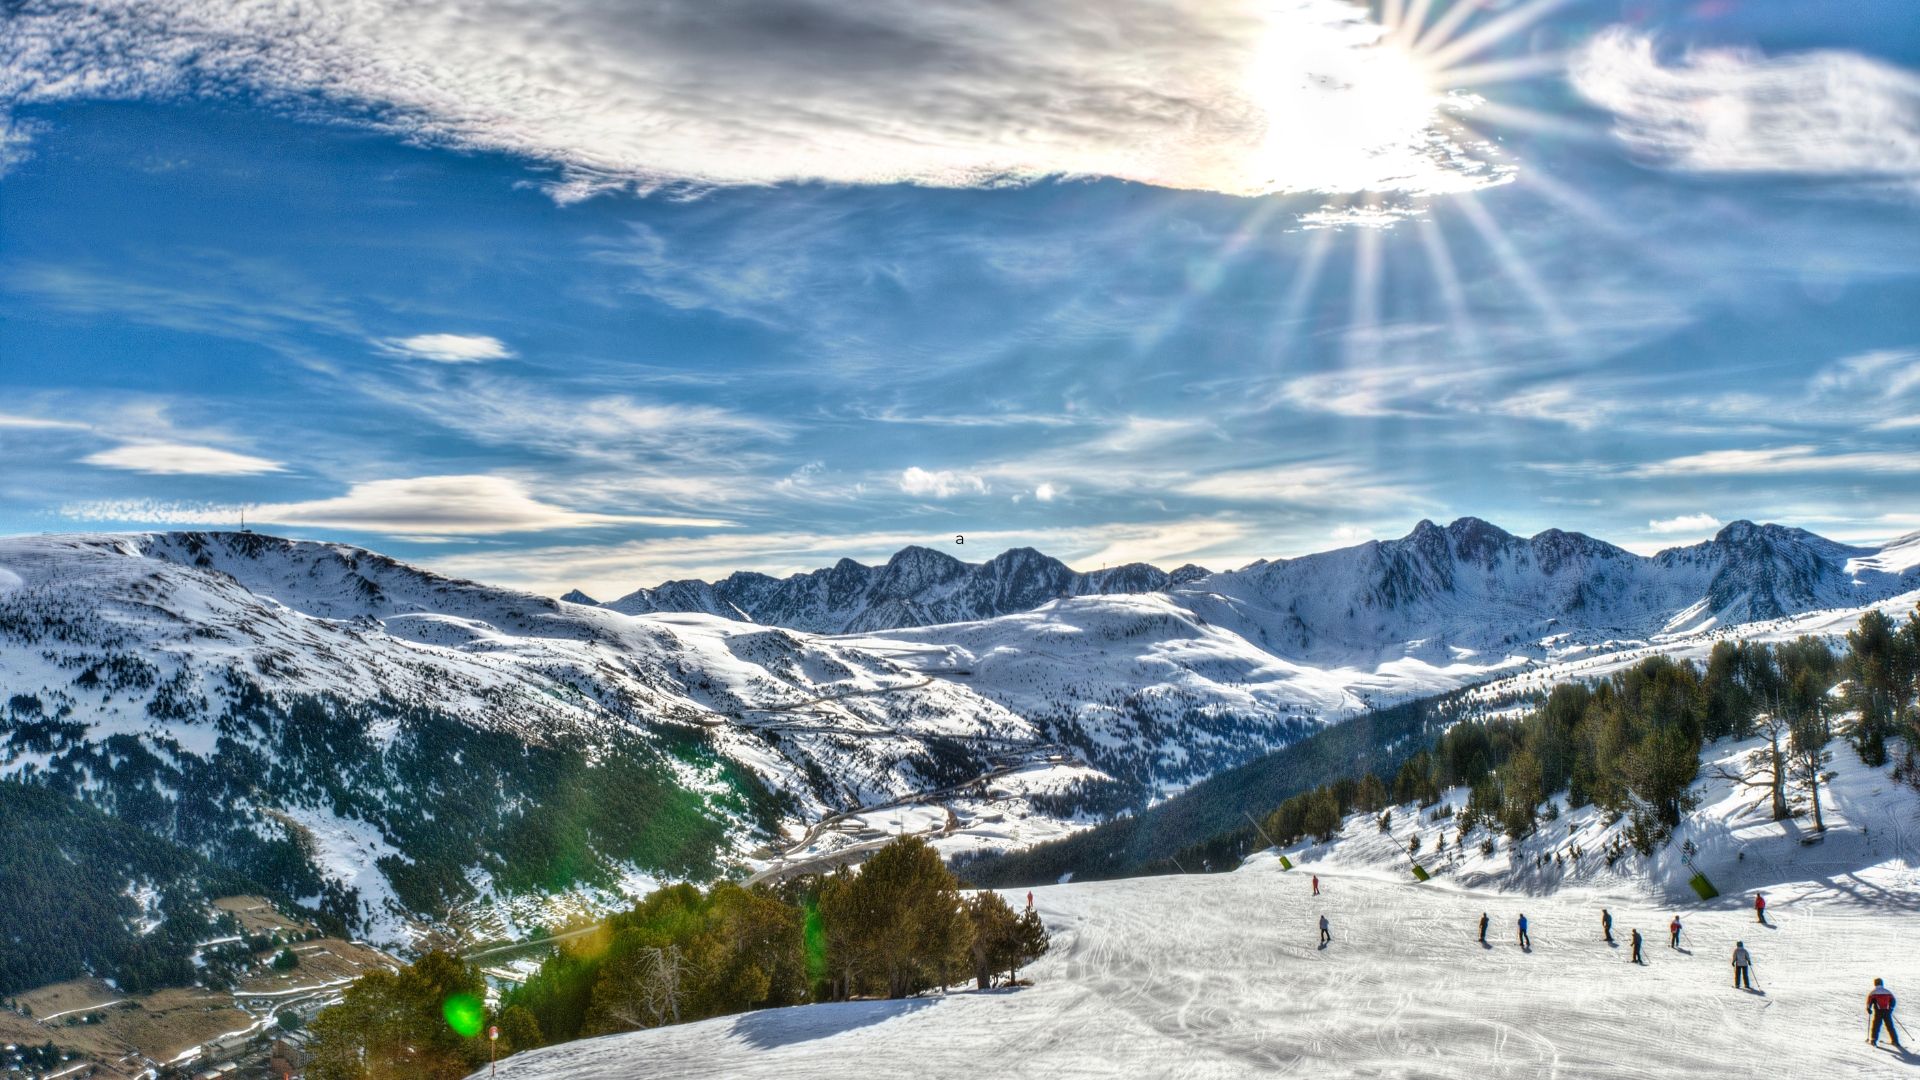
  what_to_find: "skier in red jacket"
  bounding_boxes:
[1754,893,1768,924]
[1312,875,1320,897]
[1868,979,1901,1048]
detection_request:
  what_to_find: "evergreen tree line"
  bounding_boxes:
[1249,612,1920,860]
[0,779,254,995]
[306,836,1047,1077]
[960,689,1481,887]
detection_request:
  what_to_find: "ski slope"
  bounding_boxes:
[488,732,1920,1078]
[488,856,1915,1078]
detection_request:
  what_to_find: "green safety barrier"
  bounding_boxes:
[1689,871,1719,901]
[1411,864,1430,882]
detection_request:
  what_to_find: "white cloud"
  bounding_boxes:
[1810,349,1920,400]
[1572,28,1920,178]
[63,474,732,534]
[1630,445,1920,477]
[899,467,988,499]
[1647,512,1721,535]
[1033,482,1059,503]
[426,518,1253,598]
[81,442,286,475]
[379,333,514,363]
[0,0,1508,199]
[1180,462,1414,507]
[0,412,89,431]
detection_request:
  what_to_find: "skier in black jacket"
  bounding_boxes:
[1601,909,1613,944]
[1630,928,1643,964]
[1478,912,1489,944]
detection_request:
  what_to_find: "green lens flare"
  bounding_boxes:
[802,896,827,984]
[443,992,485,1038]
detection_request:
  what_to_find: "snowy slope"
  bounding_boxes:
[835,522,1920,794]
[485,736,1920,1080]
[841,593,1514,791]
[6,526,1914,951]
[0,532,1063,943]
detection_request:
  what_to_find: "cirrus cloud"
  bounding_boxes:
[1573,28,1920,179]
[63,474,733,534]
[0,0,1507,200]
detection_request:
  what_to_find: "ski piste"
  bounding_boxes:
[488,731,1920,1078]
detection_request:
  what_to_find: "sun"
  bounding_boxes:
[1238,7,1480,199]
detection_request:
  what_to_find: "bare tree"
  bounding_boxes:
[594,945,691,1031]
[1786,681,1835,833]
[1708,701,1790,822]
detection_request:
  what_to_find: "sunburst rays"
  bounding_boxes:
[1208,0,1658,419]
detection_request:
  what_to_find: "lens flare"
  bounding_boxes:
[443,992,486,1038]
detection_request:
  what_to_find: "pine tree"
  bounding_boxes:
[965,891,1018,990]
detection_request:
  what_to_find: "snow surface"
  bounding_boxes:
[486,737,1920,1079]
[0,532,1071,944]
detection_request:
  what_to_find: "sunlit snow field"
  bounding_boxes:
[487,737,1920,1078]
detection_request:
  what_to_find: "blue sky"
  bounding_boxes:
[2,0,1918,598]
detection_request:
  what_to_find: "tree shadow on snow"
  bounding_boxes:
[726,997,938,1050]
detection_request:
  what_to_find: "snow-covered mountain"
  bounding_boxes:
[605,545,1209,634]
[0,532,1061,946]
[1187,517,1920,661]
[605,518,1919,654]
[4,519,1914,954]
[830,520,1919,791]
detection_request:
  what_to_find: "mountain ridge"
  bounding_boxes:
[598,517,1916,644]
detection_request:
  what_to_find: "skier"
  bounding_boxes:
[1026,891,1033,910]
[1319,914,1331,947]
[1601,908,1614,944]
[1516,913,1530,950]
[1732,942,1753,989]
[1631,928,1643,965]
[1868,979,1901,1048]
[1669,915,1682,949]
[1312,875,1320,897]
[1478,912,1489,945]
[1754,893,1768,925]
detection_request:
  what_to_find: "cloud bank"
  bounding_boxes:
[0,0,1506,198]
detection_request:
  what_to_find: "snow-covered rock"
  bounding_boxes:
[607,545,1198,633]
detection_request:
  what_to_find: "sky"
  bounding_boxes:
[2,0,1918,601]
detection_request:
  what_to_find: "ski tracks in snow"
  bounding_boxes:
[489,861,1916,1079]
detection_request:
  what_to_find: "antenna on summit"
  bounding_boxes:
[240,507,251,533]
